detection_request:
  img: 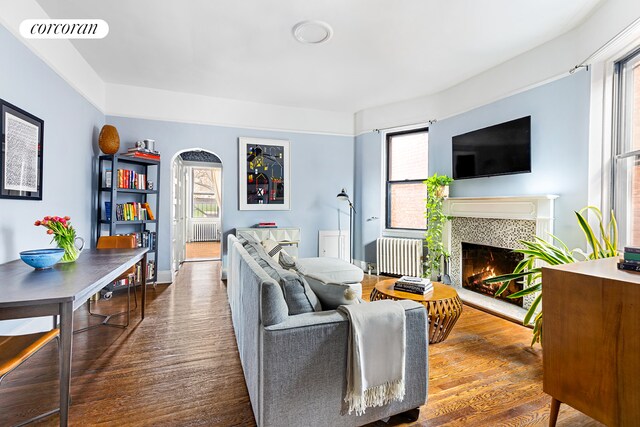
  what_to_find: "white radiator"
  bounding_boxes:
[376,237,423,277]
[190,222,220,242]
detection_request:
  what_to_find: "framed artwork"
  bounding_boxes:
[239,137,290,210]
[0,99,44,200]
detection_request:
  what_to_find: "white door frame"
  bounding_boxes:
[170,149,224,282]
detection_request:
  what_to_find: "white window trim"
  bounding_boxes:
[587,23,640,233]
[381,123,429,239]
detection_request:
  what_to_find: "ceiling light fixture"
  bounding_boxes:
[292,20,333,44]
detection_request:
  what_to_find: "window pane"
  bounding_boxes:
[389,131,428,181]
[389,183,428,229]
[193,194,219,218]
[193,168,215,193]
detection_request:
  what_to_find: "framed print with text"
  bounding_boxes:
[0,99,44,200]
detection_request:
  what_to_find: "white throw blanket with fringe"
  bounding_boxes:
[338,300,406,415]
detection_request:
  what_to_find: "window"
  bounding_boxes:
[614,48,640,247]
[386,128,429,230]
[191,167,220,218]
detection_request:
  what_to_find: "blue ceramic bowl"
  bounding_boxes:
[20,248,65,269]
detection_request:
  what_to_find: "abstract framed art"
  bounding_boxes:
[0,99,44,200]
[238,137,290,210]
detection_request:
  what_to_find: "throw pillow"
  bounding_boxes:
[261,239,284,263]
[244,240,321,315]
[303,272,362,310]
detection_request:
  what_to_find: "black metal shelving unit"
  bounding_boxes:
[96,154,161,284]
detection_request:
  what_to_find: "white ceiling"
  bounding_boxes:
[35,0,605,113]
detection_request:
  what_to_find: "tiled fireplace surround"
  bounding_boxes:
[443,195,558,322]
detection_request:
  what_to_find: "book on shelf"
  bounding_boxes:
[124,151,160,161]
[143,202,155,220]
[624,246,640,254]
[114,202,151,221]
[127,147,160,155]
[128,231,157,251]
[116,168,147,190]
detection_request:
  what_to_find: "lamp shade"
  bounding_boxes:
[337,189,349,201]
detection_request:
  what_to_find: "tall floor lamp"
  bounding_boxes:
[337,188,356,264]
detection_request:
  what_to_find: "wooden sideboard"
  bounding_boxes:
[542,257,640,426]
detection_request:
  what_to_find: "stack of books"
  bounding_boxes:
[394,276,433,295]
[253,222,277,228]
[618,246,640,272]
[125,147,160,161]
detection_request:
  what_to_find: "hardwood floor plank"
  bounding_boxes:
[0,264,604,426]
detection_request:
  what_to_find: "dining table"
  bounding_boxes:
[0,247,148,426]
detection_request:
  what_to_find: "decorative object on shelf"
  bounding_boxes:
[34,215,85,263]
[0,99,44,200]
[98,124,120,155]
[144,139,156,151]
[424,173,454,280]
[238,137,290,210]
[19,248,64,269]
[337,188,356,264]
[147,180,154,190]
[485,207,619,346]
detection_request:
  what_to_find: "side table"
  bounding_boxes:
[370,279,463,344]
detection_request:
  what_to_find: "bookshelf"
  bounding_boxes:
[96,154,160,284]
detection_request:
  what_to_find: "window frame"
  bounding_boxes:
[385,127,429,232]
[612,46,640,248]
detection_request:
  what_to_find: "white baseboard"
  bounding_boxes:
[156,270,173,284]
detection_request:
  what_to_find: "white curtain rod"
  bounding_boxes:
[570,16,640,74]
[372,119,437,133]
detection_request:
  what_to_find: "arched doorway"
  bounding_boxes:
[171,149,223,278]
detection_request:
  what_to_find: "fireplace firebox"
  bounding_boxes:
[461,242,524,307]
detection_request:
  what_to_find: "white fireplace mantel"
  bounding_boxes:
[443,195,558,243]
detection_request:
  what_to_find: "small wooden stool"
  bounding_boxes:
[0,329,60,425]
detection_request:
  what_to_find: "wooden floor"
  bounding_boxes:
[185,241,221,259]
[0,262,603,426]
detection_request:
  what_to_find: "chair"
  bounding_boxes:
[0,329,60,426]
[76,235,138,332]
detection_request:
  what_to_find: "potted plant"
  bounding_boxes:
[485,207,618,346]
[423,173,454,280]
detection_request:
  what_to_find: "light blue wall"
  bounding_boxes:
[106,116,355,272]
[354,70,592,262]
[354,131,383,262]
[0,25,104,333]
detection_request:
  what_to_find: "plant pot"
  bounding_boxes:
[436,185,449,198]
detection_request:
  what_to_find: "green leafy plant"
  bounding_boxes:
[485,206,618,346]
[424,173,454,278]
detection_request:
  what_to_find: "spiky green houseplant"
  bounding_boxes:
[485,207,618,346]
[423,173,454,279]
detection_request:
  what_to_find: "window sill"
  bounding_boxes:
[382,229,425,240]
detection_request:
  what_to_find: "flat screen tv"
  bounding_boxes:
[452,116,531,180]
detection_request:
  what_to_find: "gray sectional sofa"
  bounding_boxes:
[227,234,429,427]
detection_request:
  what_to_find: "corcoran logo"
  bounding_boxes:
[19,19,109,39]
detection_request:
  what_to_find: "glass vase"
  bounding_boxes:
[58,236,85,263]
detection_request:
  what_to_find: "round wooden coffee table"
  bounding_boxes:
[370,279,463,344]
